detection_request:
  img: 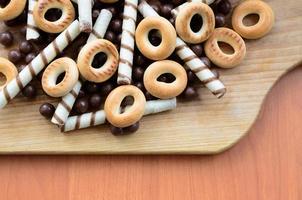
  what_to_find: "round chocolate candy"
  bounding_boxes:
[25,53,36,64]
[8,49,22,64]
[89,93,102,108]
[19,40,33,54]
[22,84,37,98]
[217,0,232,15]
[75,98,89,114]
[215,13,226,27]
[124,121,140,133]
[39,103,55,119]
[0,31,14,47]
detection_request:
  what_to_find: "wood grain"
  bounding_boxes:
[0,66,301,199]
[0,0,301,154]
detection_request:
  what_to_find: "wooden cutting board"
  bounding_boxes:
[0,0,301,154]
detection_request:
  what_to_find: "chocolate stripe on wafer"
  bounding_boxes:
[51,81,82,126]
[87,9,112,43]
[0,20,81,109]
[26,0,40,40]
[61,99,177,132]
[117,0,138,85]
[138,1,226,98]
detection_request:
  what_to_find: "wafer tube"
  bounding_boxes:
[0,20,81,109]
[138,1,226,98]
[78,0,94,32]
[26,0,40,40]
[87,9,112,43]
[117,0,138,85]
[175,38,226,98]
[61,98,177,132]
[51,81,82,126]
[171,0,216,17]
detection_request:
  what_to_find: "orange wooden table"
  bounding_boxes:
[0,66,301,200]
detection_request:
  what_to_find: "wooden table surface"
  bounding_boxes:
[0,65,301,199]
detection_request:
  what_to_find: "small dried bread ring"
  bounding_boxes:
[175,2,215,44]
[205,28,246,68]
[33,0,75,33]
[104,85,146,128]
[232,0,274,39]
[77,39,119,83]
[0,58,18,90]
[42,57,79,97]
[0,0,26,21]
[144,60,187,99]
[135,16,176,60]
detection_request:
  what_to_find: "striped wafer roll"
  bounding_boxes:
[61,98,177,132]
[87,9,112,43]
[171,0,216,17]
[26,0,40,40]
[117,0,138,85]
[78,0,94,32]
[51,81,82,126]
[0,20,81,109]
[61,110,106,132]
[175,38,226,98]
[138,1,226,98]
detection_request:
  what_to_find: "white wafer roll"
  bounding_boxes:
[0,20,81,109]
[117,0,138,85]
[26,0,40,40]
[61,98,177,132]
[87,9,112,43]
[138,1,226,98]
[171,0,216,17]
[51,81,82,126]
[138,1,159,18]
[78,0,94,32]
[175,38,226,97]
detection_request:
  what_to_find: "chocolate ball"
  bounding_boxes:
[20,26,27,37]
[19,40,33,54]
[215,13,226,27]
[161,4,173,18]
[134,82,145,92]
[190,44,203,57]
[124,121,140,133]
[84,81,99,94]
[133,67,144,81]
[0,31,14,47]
[200,57,211,68]
[217,0,232,15]
[110,125,124,136]
[78,90,86,98]
[89,93,102,108]
[100,82,114,97]
[22,84,37,98]
[111,19,122,33]
[8,49,22,64]
[39,103,55,119]
[182,86,198,99]
[187,71,199,83]
[25,53,37,64]
[135,54,146,66]
[145,91,155,100]
[92,9,100,21]
[211,68,220,79]
[18,64,27,72]
[104,31,116,42]
[75,98,89,114]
